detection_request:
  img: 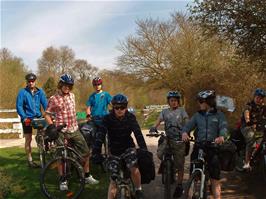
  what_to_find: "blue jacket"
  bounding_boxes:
[16,87,48,121]
[182,109,228,142]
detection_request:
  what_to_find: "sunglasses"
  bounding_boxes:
[27,80,35,83]
[93,84,102,86]
[198,99,206,104]
[113,106,127,110]
[62,84,73,89]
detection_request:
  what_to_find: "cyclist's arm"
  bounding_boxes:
[131,115,147,150]
[182,113,197,135]
[16,90,27,121]
[86,106,91,116]
[44,97,56,125]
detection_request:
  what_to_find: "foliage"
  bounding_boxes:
[0,48,28,108]
[42,77,57,98]
[189,0,266,70]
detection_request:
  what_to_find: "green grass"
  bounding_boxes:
[0,147,109,199]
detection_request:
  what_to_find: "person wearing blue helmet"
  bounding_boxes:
[150,91,189,198]
[16,73,48,168]
[44,74,99,191]
[93,94,147,199]
[241,88,266,169]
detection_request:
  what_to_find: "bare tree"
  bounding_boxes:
[72,59,98,82]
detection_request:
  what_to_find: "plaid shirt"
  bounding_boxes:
[46,91,78,132]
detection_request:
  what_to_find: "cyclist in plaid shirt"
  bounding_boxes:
[44,74,99,191]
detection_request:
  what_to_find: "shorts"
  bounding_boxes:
[157,139,185,171]
[22,123,33,134]
[107,148,138,180]
[241,126,263,152]
[57,130,90,157]
[190,145,220,180]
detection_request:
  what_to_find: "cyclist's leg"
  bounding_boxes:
[206,148,221,199]
[108,180,117,199]
[241,126,255,166]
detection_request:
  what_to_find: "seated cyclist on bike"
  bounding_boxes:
[240,88,266,169]
[86,77,112,160]
[44,74,99,191]
[182,90,227,199]
[93,94,147,199]
[150,91,189,198]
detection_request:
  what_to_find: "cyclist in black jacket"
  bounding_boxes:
[94,94,147,199]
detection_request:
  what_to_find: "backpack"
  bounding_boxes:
[136,149,155,184]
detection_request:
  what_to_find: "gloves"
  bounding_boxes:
[24,118,31,126]
[45,124,59,141]
[149,127,157,133]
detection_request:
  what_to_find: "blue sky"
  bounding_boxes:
[1,0,191,72]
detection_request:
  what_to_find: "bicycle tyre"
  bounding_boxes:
[163,160,172,199]
[262,154,266,182]
[115,186,132,199]
[184,170,207,199]
[40,156,85,199]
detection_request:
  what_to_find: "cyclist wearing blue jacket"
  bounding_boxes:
[182,90,227,199]
[16,73,47,168]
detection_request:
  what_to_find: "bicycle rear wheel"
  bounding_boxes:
[184,170,207,199]
[40,157,85,199]
[163,160,172,199]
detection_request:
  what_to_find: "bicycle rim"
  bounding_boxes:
[163,160,172,199]
[39,149,46,169]
[40,157,85,199]
[262,155,266,182]
[184,170,202,199]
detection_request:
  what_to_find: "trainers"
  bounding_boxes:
[59,181,68,191]
[85,175,99,184]
[135,190,144,199]
[28,160,39,168]
[173,185,183,198]
[243,162,251,170]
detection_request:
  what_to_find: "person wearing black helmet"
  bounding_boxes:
[44,74,99,191]
[16,73,48,168]
[182,90,228,199]
[240,88,266,169]
[93,94,147,199]
[150,91,189,198]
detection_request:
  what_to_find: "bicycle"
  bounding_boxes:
[106,150,136,199]
[146,131,182,199]
[40,125,85,199]
[249,120,266,182]
[32,117,50,168]
[184,141,218,199]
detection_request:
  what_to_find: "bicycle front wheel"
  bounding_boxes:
[184,170,207,199]
[163,160,172,199]
[40,157,85,199]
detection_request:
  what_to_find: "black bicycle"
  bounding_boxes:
[147,131,181,199]
[184,141,218,199]
[32,117,50,168]
[40,126,85,199]
[249,120,266,182]
[107,151,136,199]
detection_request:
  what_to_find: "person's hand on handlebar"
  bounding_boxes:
[214,136,224,145]
[182,132,190,142]
[86,114,92,122]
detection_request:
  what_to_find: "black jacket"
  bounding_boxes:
[96,111,147,156]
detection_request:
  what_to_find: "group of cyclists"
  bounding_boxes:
[16,72,266,199]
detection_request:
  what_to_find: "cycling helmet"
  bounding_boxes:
[111,94,128,105]
[254,88,266,97]
[167,91,181,100]
[92,77,103,86]
[197,90,216,100]
[59,74,74,85]
[25,73,37,81]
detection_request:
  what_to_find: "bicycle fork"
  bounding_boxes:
[192,168,206,198]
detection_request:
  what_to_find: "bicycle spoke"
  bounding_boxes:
[40,157,85,199]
